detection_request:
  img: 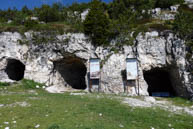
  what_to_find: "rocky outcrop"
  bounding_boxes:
[0,31,192,99]
[185,0,193,8]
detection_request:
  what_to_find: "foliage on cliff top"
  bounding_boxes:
[0,0,188,47]
[83,0,111,46]
[155,0,184,9]
[0,2,88,34]
[173,6,193,50]
[173,5,193,42]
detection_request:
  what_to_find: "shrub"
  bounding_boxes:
[173,6,193,73]
[0,17,6,23]
[178,4,193,13]
[12,12,25,25]
[24,19,38,29]
[155,0,184,9]
[21,79,44,89]
[0,82,10,87]
[148,23,171,31]
[35,5,59,23]
[173,7,193,41]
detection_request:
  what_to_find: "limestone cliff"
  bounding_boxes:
[0,31,192,99]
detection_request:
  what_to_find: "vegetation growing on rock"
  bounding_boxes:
[173,4,193,73]
[155,0,184,8]
[83,0,111,46]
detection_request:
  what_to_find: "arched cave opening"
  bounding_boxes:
[5,59,25,81]
[54,57,87,90]
[143,68,176,97]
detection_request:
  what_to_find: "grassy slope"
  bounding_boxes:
[0,82,193,129]
[0,22,78,34]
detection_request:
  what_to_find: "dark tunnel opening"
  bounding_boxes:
[5,59,25,81]
[54,57,87,90]
[143,68,176,97]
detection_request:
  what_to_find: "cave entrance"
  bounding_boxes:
[5,59,25,81]
[143,68,176,97]
[54,57,87,90]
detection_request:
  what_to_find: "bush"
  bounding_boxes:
[108,0,155,20]
[21,79,44,89]
[24,19,38,29]
[173,7,193,40]
[12,12,25,25]
[155,0,184,9]
[178,4,193,13]
[0,82,10,87]
[148,23,171,31]
[173,6,193,73]
[0,17,6,23]
[35,5,59,23]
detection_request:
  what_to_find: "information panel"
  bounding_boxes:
[90,58,100,79]
[126,58,138,80]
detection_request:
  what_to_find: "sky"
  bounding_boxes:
[0,0,112,10]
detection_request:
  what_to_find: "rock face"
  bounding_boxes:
[0,32,28,83]
[0,31,192,99]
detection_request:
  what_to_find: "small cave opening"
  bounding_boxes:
[54,57,87,90]
[143,68,176,97]
[5,59,25,81]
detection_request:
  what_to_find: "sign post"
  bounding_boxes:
[126,58,139,95]
[89,58,100,92]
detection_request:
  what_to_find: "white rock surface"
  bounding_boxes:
[35,124,40,128]
[70,92,86,96]
[0,31,192,98]
[81,9,89,21]
[122,96,193,116]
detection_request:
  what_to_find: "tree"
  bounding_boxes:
[21,6,32,16]
[5,8,16,20]
[155,0,184,9]
[36,5,59,23]
[83,0,111,46]
[52,2,63,11]
[108,0,155,19]
[68,2,90,13]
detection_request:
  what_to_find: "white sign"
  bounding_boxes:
[90,58,100,79]
[126,58,138,80]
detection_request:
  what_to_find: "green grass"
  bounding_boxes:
[0,23,24,33]
[0,82,192,129]
[20,79,45,89]
[167,97,193,107]
[0,82,10,87]
[155,96,193,107]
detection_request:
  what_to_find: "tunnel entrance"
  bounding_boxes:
[54,57,87,90]
[143,68,176,97]
[5,59,25,81]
